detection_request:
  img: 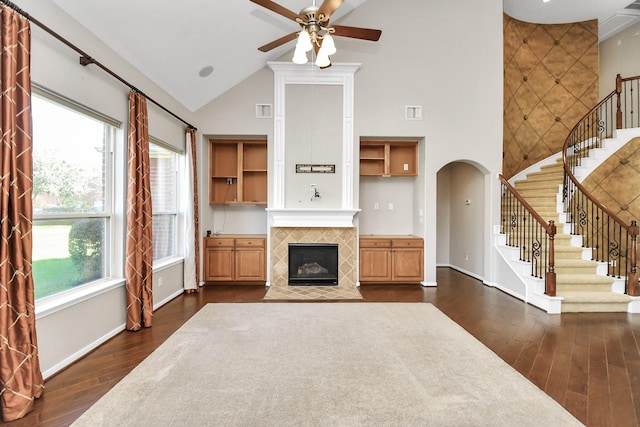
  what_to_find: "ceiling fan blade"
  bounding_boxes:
[316,0,344,22]
[258,31,299,52]
[332,25,382,41]
[250,0,300,22]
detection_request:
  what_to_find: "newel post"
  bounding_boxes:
[616,74,623,129]
[629,220,639,296]
[546,221,556,297]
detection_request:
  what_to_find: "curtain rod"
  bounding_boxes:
[1,0,197,131]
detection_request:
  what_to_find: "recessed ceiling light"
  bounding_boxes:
[543,0,550,3]
[199,65,214,77]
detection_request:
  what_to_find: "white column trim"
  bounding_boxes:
[267,62,361,210]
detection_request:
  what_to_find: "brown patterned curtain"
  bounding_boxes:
[0,6,45,421]
[184,128,200,292]
[126,91,153,331]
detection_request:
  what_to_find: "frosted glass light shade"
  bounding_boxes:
[321,34,336,55]
[292,47,308,64]
[315,52,331,68]
[296,29,313,52]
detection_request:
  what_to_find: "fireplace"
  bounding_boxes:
[288,243,338,286]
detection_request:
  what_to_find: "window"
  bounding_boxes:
[149,141,180,263]
[31,91,118,300]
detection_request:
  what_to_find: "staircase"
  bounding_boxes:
[498,74,640,313]
[512,159,631,312]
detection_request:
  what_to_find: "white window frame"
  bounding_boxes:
[31,85,125,317]
[149,137,183,268]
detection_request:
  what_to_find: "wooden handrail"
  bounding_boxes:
[620,74,640,82]
[499,174,555,234]
[499,174,557,296]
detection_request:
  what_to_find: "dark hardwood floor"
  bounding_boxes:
[5,268,640,426]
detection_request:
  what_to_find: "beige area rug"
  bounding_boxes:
[263,284,363,300]
[72,303,582,427]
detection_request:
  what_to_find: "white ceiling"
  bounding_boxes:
[50,0,639,113]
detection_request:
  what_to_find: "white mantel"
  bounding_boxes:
[267,208,360,228]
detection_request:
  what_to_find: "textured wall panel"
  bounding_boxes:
[503,15,599,179]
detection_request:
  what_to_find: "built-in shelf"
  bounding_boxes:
[360,140,418,177]
[209,138,267,205]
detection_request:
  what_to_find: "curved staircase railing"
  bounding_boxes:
[499,175,557,296]
[562,74,640,296]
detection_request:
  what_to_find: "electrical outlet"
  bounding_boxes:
[310,184,317,190]
[374,202,379,210]
[158,277,164,287]
[388,202,394,210]
[464,254,469,261]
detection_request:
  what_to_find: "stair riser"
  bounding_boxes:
[561,303,629,313]
[557,284,613,292]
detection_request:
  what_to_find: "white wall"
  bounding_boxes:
[359,176,416,235]
[599,21,640,98]
[197,68,274,236]
[17,0,196,377]
[195,0,504,284]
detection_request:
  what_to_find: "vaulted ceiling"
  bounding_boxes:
[48,0,640,112]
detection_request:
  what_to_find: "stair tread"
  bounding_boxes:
[558,291,631,303]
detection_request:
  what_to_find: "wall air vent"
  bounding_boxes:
[255,104,272,119]
[626,1,640,10]
[405,106,422,120]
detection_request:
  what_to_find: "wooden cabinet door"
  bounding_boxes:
[235,248,265,281]
[360,248,391,282]
[204,248,234,281]
[391,248,423,282]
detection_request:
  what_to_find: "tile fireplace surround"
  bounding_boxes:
[265,208,361,299]
[270,226,357,289]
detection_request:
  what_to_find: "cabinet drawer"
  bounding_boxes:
[235,238,265,248]
[205,237,235,248]
[391,238,423,248]
[360,238,391,248]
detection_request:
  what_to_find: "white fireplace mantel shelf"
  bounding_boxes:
[267,208,361,228]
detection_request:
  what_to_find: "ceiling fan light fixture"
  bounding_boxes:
[292,46,309,64]
[296,29,313,52]
[321,33,336,55]
[315,52,331,68]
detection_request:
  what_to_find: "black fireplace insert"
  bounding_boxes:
[288,243,338,286]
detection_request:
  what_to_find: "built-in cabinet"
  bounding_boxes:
[359,236,424,283]
[209,138,267,204]
[203,235,266,283]
[359,140,418,176]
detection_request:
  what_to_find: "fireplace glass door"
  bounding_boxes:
[288,243,338,286]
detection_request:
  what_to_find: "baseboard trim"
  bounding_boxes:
[44,289,185,380]
[43,323,125,379]
[437,264,484,283]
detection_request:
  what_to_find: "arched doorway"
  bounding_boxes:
[436,161,487,281]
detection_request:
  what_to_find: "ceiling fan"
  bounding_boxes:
[251,0,382,67]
